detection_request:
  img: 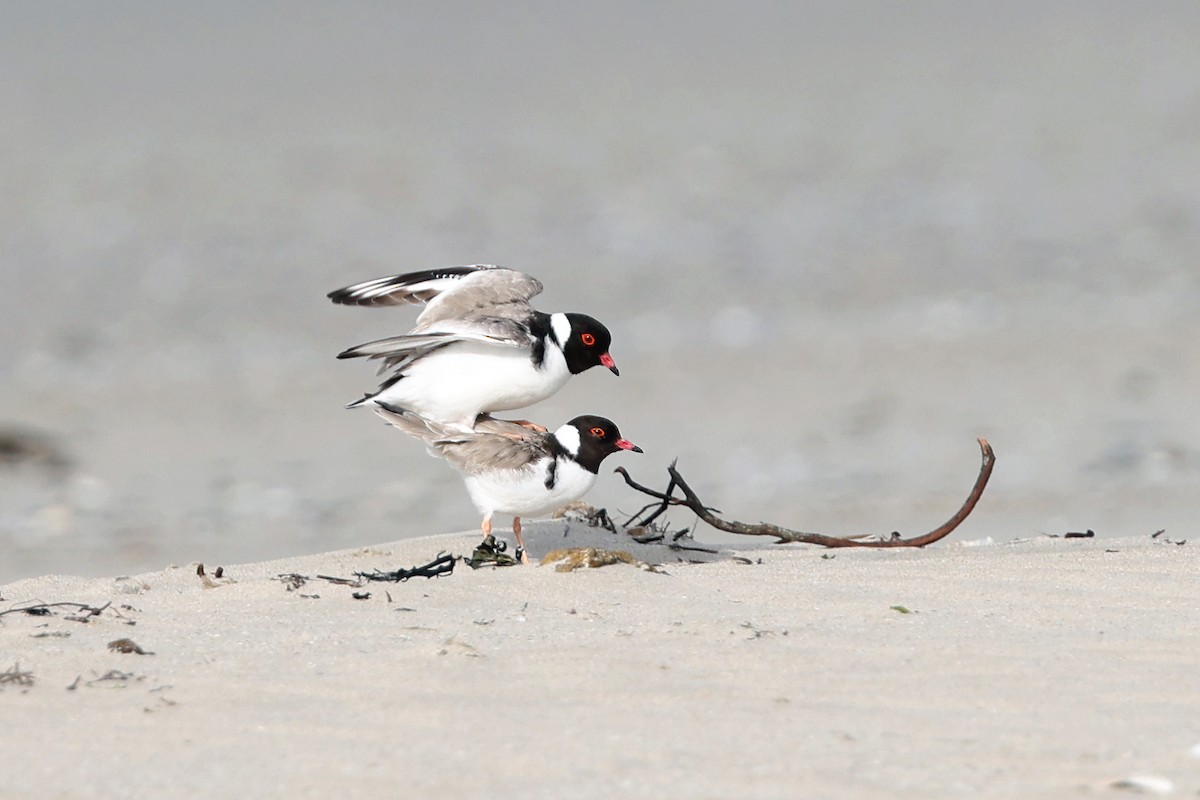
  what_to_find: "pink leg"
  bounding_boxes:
[479,413,548,434]
[508,419,549,433]
[513,517,529,564]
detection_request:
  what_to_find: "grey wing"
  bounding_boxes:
[374,404,549,472]
[328,265,505,308]
[337,316,536,374]
[327,265,543,325]
[337,332,458,374]
[433,425,550,474]
[413,268,543,331]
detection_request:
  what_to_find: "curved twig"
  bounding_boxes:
[616,438,995,548]
[613,468,686,505]
[613,468,720,513]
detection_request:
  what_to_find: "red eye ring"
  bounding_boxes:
[589,427,605,437]
[581,333,596,346]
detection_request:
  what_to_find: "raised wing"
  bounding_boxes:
[412,268,543,331]
[328,265,543,328]
[328,265,503,308]
[331,265,544,371]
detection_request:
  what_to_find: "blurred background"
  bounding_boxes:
[2,2,1198,582]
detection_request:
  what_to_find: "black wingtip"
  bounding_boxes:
[375,401,407,415]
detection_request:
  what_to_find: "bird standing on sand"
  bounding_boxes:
[329,265,619,433]
[373,403,642,562]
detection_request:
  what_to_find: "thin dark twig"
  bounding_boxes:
[1,663,35,687]
[622,500,664,528]
[625,473,680,529]
[668,542,720,555]
[613,467,721,513]
[620,472,678,528]
[612,467,675,502]
[617,439,995,549]
[316,575,364,587]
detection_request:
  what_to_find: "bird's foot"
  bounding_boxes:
[474,414,546,438]
[509,419,549,432]
[480,414,547,433]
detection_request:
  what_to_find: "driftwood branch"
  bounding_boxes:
[616,438,994,548]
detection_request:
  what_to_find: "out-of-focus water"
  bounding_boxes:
[3,3,1199,581]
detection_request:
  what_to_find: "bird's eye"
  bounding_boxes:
[589,426,605,438]
[581,333,596,346]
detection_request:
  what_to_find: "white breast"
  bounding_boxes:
[462,457,597,519]
[370,341,571,431]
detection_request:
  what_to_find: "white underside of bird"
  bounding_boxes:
[351,338,572,433]
[331,267,618,433]
[461,450,596,521]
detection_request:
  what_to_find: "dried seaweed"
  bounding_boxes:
[276,553,458,588]
[357,553,456,581]
[464,536,519,568]
[1,601,111,620]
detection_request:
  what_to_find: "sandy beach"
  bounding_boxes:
[2,524,1197,799]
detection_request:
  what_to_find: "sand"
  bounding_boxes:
[2,524,1197,799]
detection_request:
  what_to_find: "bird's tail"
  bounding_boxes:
[372,402,446,441]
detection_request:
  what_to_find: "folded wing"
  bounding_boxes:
[374,404,547,473]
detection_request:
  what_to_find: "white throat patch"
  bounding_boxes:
[549,312,572,349]
[554,422,581,456]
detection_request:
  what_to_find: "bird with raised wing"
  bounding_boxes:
[330,265,619,432]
